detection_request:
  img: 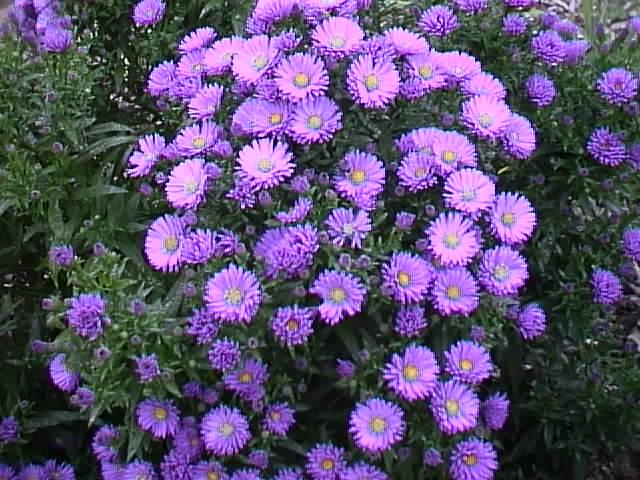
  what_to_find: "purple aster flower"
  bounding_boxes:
[270,306,315,346]
[92,425,119,462]
[173,421,204,460]
[187,84,224,121]
[236,138,294,191]
[100,462,123,480]
[186,307,219,344]
[586,127,627,166]
[49,353,79,392]
[42,26,73,52]
[501,113,537,159]
[190,461,227,480]
[443,168,495,214]
[70,387,96,409]
[177,50,208,79]
[49,244,74,267]
[430,380,479,435]
[482,392,509,430]
[530,30,565,64]
[123,461,157,480]
[623,227,640,261]
[18,465,46,480]
[490,192,536,245]
[208,338,241,371]
[437,51,482,84]
[274,53,329,102]
[310,270,367,325]
[325,208,372,249]
[276,197,313,224]
[66,293,107,340]
[383,344,439,401]
[381,252,433,304]
[449,438,498,480]
[133,354,160,383]
[337,359,357,378]
[159,450,191,480]
[349,398,405,453]
[461,73,507,101]
[182,381,203,399]
[525,73,556,108]
[0,464,15,480]
[254,224,319,279]
[144,214,185,273]
[224,358,269,401]
[423,448,443,467]
[306,443,346,480]
[180,229,216,265]
[43,461,74,480]
[233,98,290,138]
[478,246,528,296]
[178,26,217,54]
[126,133,166,178]
[132,0,165,26]
[262,402,295,436]
[404,52,448,94]
[395,212,416,230]
[394,306,428,337]
[517,303,546,340]
[397,152,437,193]
[273,467,303,480]
[562,39,590,64]
[431,130,477,176]
[203,36,242,75]
[432,267,480,317]
[136,398,180,439]
[384,27,429,56]
[204,264,262,324]
[288,96,342,144]
[232,35,278,85]
[230,469,262,480]
[248,451,269,470]
[174,121,223,158]
[334,150,385,207]
[419,5,458,37]
[502,13,528,36]
[445,340,493,385]
[200,388,220,405]
[0,417,19,445]
[396,126,441,155]
[147,61,176,97]
[312,17,364,60]
[591,269,623,305]
[346,54,400,109]
[597,68,639,106]
[461,95,512,140]
[339,463,387,480]
[427,212,481,267]
[629,16,640,34]
[201,405,251,456]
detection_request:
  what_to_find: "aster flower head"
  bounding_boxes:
[586,127,627,166]
[461,95,512,140]
[175,120,223,158]
[19,465,46,480]
[479,246,528,296]
[145,214,185,273]
[525,73,556,108]
[274,53,329,102]
[419,5,459,38]
[190,461,227,480]
[306,443,346,480]
[274,467,304,480]
[404,52,448,96]
[224,358,269,401]
[178,26,217,54]
[49,353,79,392]
[423,448,443,467]
[312,17,364,60]
[0,417,19,445]
[430,380,479,435]
[276,197,313,224]
[502,13,528,36]
[490,192,536,245]
[132,0,165,26]
[123,461,157,480]
[165,158,210,209]
[461,73,507,100]
[562,39,590,64]
[204,36,243,75]
[270,306,315,346]
[42,26,73,52]
[482,392,510,430]
[186,307,220,344]
[517,303,546,340]
[201,405,251,456]
[623,227,640,261]
[436,51,482,84]
[325,208,372,249]
[337,359,356,378]
[232,35,278,85]
[262,402,295,436]
[445,340,493,384]
[397,152,437,193]
[384,27,429,56]
[49,244,74,267]
[92,425,120,462]
[136,398,180,439]
[629,16,640,34]
[0,464,15,480]
[254,224,319,279]
[236,138,294,191]
[449,438,498,480]
[381,252,433,304]
[591,269,623,305]
[66,293,107,341]
[394,305,428,337]
[335,150,385,207]
[177,49,209,79]
[180,228,216,265]
[432,267,480,316]
[204,265,262,324]
[349,398,405,454]
[288,96,342,144]
[126,133,166,178]
[208,337,241,371]
[346,54,401,109]
[427,212,481,267]
[383,344,439,401]
[43,461,74,480]
[530,30,566,64]
[310,270,367,325]
[339,462,387,480]
[147,61,177,97]
[431,130,477,175]
[187,84,224,121]
[501,113,537,159]
[134,354,160,383]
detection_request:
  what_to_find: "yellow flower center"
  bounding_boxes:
[403,364,418,381]
[207,472,220,480]
[271,411,281,421]
[445,399,460,416]
[192,136,206,149]
[419,65,432,79]
[478,113,493,128]
[414,167,427,178]
[397,272,411,287]
[463,454,478,466]
[253,54,268,70]
[294,72,310,88]
[350,169,366,185]
[501,212,515,226]
[154,407,167,420]
[444,233,460,248]
[219,422,234,436]
[329,287,346,304]
[224,287,244,306]
[330,36,345,48]
[459,359,473,371]
[163,235,178,252]
[342,223,355,235]
[370,416,387,433]
[257,158,273,173]
[307,115,323,130]
[321,459,335,470]
[240,372,253,383]
[364,74,379,91]
[269,112,282,125]
[493,265,509,281]
[442,150,457,164]
[446,285,461,299]
[462,189,476,201]
[185,180,198,194]
[191,438,199,447]
[287,319,299,331]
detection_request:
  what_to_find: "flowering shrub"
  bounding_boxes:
[7,0,74,53]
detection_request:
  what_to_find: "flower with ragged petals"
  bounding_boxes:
[288,96,342,144]
[482,392,510,430]
[349,398,405,453]
[443,168,495,214]
[517,303,546,340]
[126,133,166,178]
[187,84,224,121]
[274,53,329,102]
[177,49,208,79]
[591,269,622,305]
[525,73,556,108]
[312,17,364,60]
[419,5,458,37]
[147,61,176,97]
[432,267,479,316]
[502,13,528,36]
[276,197,313,224]
[144,214,185,273]
[427,212,481,267]
[436,51,482,83]
[449,438,498,480]
[270,306,315,346]
[461,72,507,100]
[430,380,479,435]
[404,52,448,94]
[461,95,512,139]
[623,227,640,261]
[597,67,638,106]
[132,0,165,27]
[136,398,180,439]
[384,27,429,56]
[224,358,269,402]
[204,265,262,324]
[383,344,439,401]
[201,405,251,456]
[236,138,294,191]
[123,461,157,480]
[178,26,217,54]
[334,150,385,207]
[232,35,278,85]
[339,462,387,480]
[254,224,319,279]
[444,340,493,385]
[501,113,536,160]
[394,306,428,337]
[490,192,536,245]
[586,127,627,167]
[346,54,400,109]
[204,36,244,75]
[431,130,477,176]
[175,120,223,157]
[262,402,295,436]
[310,270,366,325]
[165,158,210,209]
[305,443,346,480]
[325,208,372,249]
[381,252,433,304]
[398,152,438,192]
[233,97,291,138]
[530,30,565,64]
[478,246,528,296]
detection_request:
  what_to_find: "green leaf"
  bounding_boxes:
[23,411,85,431]
[88,122,134,136]
[48,200,65,240]
[76,135,137,162]
[73,185,129,199]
